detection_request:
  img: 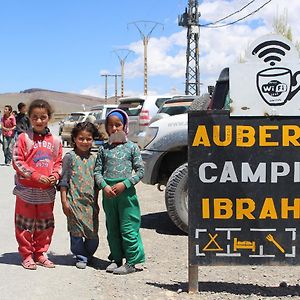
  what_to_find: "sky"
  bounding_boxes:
[0,0,299,98]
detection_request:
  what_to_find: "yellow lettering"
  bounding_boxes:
[259,126,279,146]
[281,198,300,219]
[192,125,211,146]
[236,198,255,219]
[259,197,278,219]
[213,125,232,146]
[236,126,255,147]
[282,125,300,146]
[214,198,233,219]
[202,198,210,219]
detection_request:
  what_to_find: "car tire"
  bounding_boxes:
[165,163,188,233]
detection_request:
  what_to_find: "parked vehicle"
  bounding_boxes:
[149,96,198,125]
[117,95,176,147]
[60,104,117,147]
[141,68,229,232]
[90,104,117,144]
[61,111,93,146]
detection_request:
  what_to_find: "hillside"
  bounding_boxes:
[0,89,118,114]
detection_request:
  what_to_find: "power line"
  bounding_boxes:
[201,0,272,28]
[202,0,257,26]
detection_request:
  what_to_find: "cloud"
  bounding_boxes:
[79,85,101,97]
[122,0,300,93]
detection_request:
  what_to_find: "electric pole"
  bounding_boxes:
[101,74,109,102]
[128,21,163,96]
[114,49,134,97]
[101,74,121,104]
[179,0,201,95]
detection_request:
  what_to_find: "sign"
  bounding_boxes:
[188,110,300,265]
[230,34,300,116]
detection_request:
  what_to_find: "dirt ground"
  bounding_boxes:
[1,128,300,299]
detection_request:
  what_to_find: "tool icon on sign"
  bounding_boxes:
[202,233,223,252]
[266,234,285,253]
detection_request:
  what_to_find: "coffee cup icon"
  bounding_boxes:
[257,67,300,106]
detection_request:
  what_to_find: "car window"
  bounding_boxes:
[118,100,144,116]
[155,97,172,108]
[69,114,85,122]
[158,101,193,116]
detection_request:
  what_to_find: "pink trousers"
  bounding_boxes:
[15,196,54,260]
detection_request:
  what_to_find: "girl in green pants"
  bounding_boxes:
[94,109,145,275]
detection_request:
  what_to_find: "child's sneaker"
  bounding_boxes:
[76,260,87,269]
[106,260,122,273]
[113,263,136,275]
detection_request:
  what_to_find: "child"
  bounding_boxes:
[15,102,30,136]
[94,109,145,275]
[1,105,16,165]
[12,99,62,270]
[58,122,99,269]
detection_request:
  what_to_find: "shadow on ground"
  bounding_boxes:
[48,252,108,270]
[141,211,186,236]
[146,281,300,297]
[0,252,21,265]
[0,252,108,270]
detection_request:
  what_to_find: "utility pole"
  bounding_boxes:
[128,21,163,96]
[101,74,109,103]
[101,74,121,104]
[179,0,201,95]
[114,49,134,97]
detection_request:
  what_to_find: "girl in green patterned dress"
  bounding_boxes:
[59,122,99,269]
[95,109,145,275]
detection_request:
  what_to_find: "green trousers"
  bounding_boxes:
[103,178,145,266]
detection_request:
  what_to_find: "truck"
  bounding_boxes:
[141,68,229,232]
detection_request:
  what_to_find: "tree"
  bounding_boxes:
[273,8,300,52]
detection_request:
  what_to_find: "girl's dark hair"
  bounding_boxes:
[28,99,53,118]
[5,105,12,112]
[71,121,99,145]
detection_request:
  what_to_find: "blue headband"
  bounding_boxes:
[108,111,125,124]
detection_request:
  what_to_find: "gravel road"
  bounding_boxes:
[0,125,300,299]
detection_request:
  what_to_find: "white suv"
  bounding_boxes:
[118,95,177,146]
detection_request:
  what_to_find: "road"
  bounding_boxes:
[0,125,190,300]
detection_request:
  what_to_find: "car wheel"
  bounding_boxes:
[165,163,188,233]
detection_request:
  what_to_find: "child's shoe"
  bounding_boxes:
[76,260,87,269]
[106,260,122,273]
[113,263,136,275]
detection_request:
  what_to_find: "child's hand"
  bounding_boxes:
[38,175,51,184]
[112,182,126,196]
[62,203,71,217]
[48,175,57,186]
[103,185,117,198]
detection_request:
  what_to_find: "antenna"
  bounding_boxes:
[178,0,201,95]
[128,21,164,95]
[113,49,134,97]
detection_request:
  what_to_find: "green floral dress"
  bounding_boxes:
[59,150,99,239]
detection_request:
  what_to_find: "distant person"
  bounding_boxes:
[12,99,62,270]
[1,105,16,165]
[94,109,145,275]
[15,102,30,136]
[58,122,99,269]
[0,110,2,145]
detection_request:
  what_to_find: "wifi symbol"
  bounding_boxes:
[252,40,291,66]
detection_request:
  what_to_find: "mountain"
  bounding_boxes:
[0,89,119,114]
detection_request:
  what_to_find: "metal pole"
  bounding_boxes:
[113,49,133,97]
[143,37,149,96]
[128,21,164,96]
[101,74,108,103]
